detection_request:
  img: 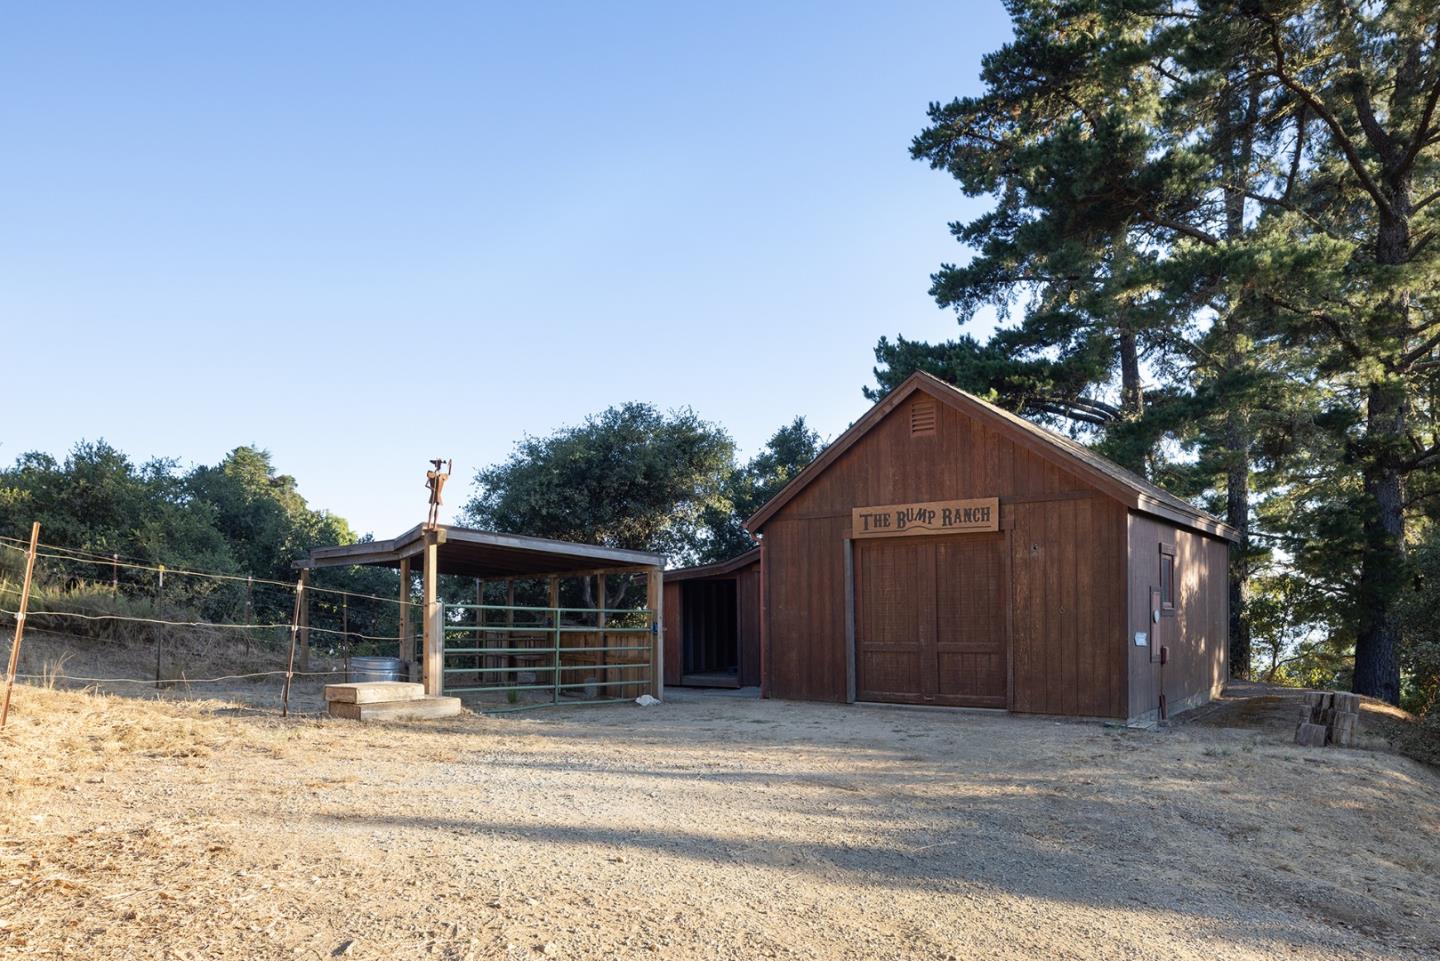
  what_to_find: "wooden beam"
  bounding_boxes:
[422,531,442,696]
[513,564,653,581]
[398,557,413,676]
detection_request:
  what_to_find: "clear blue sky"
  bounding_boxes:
[1,2,1010,538]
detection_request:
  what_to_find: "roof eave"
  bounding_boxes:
[664,547,761,581]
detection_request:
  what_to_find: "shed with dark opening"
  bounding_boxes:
[744,371,1238,724]
[661,548,760,689]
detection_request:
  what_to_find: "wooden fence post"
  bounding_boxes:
[0,522,41,729]
[243,575,254,655]
[154,564,166,687]
[297,568,311,673]
[282,576,304,717]
[341,594,350,680]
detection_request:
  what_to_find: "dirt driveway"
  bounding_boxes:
[2,685,1438,960]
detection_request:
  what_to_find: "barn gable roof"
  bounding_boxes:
[744,371,1239,542]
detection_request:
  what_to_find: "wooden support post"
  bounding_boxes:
[422,532,442,695]
[548,576,560,702]
[399,557,413,677]
[597,573,607,698]
[111,553,119,595]
[647,565,664,701]
[298,568,311,673]
[0,522,41,729]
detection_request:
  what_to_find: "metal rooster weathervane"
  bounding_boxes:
[424,458,452,530]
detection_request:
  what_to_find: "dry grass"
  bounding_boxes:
[1185,681,1440,766]
[2,684,1439,960]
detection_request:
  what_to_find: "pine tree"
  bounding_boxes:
[894,1,1439,702]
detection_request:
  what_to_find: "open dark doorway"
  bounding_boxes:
[680,578,738,687]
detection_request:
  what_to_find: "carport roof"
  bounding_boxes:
[296,524,664,579]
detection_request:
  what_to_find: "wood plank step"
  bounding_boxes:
[324,681,425,704]
[328,696,463,721]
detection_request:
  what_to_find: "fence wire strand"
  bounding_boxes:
[11,668,348,686]
[0,536,410,607]
[0,607,402,642]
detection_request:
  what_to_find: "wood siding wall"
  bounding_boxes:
[736,566,761,688]
[1126,514,1229,720]
[1008,497,1128,717]
[662,581,682,687]
[761,388,1129,716]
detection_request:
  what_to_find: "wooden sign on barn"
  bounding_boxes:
[851,497,999,538]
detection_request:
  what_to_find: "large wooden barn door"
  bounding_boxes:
[855,535,1007,707]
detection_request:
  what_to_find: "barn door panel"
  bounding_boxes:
[855,535,1008,708]
[933,535,1007,707]
[854,539,933,703]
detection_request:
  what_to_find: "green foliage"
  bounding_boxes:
[699,417,825,563]
[462,403,737,566]
[0,442,231,572]
[1398,527,1440,718]
[187,447,353,580]
[459,406,822,568]
[0,441,395,643]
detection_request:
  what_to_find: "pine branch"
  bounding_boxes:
[1259,13,1396,219]
[1396,26,1440,174]
[1263,293,1367,362]
[1282,106,1307,203]
[1221,181,1344,241]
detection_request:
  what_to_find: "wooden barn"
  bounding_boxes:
[744,371,1238,724]
[662,548,761,689]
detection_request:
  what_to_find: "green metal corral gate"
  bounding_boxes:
[440,602,655,712]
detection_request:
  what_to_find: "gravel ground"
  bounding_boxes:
[2,683,1438,961]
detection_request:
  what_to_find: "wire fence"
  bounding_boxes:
[1,530,661,723]
[0,533,416,718]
